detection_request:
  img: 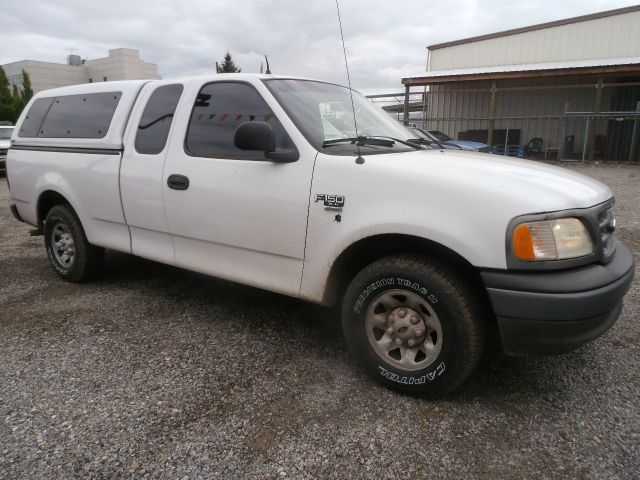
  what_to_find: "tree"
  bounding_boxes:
[0,66,14,123]
[11,84,23,122]
[217,52,241,73]
[0,67,34,123]
[21,69,33,104]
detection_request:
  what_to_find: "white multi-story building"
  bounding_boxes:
[3,48,160,94]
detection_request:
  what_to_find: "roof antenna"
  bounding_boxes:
[264,55,271,74]
[335,0,364,164]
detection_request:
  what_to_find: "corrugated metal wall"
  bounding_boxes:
[429,10,640,71]
[424,79,607,150]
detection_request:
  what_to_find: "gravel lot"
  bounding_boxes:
[1,163,638,479]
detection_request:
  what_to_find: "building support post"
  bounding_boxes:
[403,84,410,125]
[421,86,427,129]
[587,77,604,162]
[629,101,640,163]
[487,81,497,146]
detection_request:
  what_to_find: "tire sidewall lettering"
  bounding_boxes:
[377,362,446,385]
[353,276,438,314]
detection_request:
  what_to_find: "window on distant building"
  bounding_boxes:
[89,78,93,83]
[103,76,107,82]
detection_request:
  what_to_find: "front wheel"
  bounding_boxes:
[44,205,104,282]
[341,254,485,397]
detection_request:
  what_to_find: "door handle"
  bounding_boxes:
[167,174,189,190]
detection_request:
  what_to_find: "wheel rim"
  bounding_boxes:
[51,223,76,268]
[365,289,443,371]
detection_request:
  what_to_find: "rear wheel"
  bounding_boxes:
[341,254,484,397]
[44,205,104,282]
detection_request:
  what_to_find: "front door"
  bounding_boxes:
[162,79,315,297]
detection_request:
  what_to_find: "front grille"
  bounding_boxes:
[598,206,617,260]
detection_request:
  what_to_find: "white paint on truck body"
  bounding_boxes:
[7,74,612,304]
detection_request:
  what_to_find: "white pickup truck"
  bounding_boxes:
[6,74,635,396]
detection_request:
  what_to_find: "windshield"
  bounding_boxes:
[0,128,13,140]
[265,79,420,154]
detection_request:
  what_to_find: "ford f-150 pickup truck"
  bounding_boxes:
[6,74,635,396]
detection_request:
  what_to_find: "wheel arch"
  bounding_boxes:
[37,190,76,228]
[322,233,490,309]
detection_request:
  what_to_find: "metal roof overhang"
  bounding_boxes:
[402,60,640,86]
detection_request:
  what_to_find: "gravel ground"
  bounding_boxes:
[0,163,638,479]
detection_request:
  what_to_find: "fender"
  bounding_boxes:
[300,222,481,305]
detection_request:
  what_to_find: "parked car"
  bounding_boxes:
[6,75,634,397]
[417,128,490,152]
[411,128,461,149]
[0,125,13,175]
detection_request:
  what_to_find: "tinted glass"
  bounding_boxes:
[135,84,183,155]
[185,82,292,159]
[18,98,55,137]
[37,92,122,138]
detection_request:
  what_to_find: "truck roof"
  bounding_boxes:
[13,74,347,150]
[31,80,151,98]
[32,73,325,99]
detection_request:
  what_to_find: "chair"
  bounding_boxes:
[545,141,560,160]
[526,137,543,154]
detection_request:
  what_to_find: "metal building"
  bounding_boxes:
[396,5,640,162]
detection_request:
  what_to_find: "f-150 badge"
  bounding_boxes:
[315,194,345,211]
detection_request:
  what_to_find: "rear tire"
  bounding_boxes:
[341,254,484,397]
[44,205,104,282]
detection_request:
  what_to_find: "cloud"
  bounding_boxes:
[1,0,637,93]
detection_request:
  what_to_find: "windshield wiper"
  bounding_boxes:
[370,136,425,151]
[407,136,448,150]
[322,136,395,148]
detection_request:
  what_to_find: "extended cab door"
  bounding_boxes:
[120,81,186,264]
[162,79,316,297]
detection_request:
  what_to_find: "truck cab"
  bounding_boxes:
[6,74,635,396]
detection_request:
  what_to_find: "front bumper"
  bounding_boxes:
[482,240,635,355]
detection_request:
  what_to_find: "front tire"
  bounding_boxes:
[342,254,484,397]
[44,205,104,282]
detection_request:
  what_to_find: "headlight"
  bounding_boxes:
[512,218,594,261]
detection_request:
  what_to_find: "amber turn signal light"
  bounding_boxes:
[513,224,536,261]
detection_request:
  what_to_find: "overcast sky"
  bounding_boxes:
[1,0,638,94]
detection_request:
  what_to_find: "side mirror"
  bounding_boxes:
[234,121,299,163]
[234,121,275,152]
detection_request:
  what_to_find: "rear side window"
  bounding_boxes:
[18,98,55,137]
[20,92,122,139]
[135,84,184,155]
[185,82,293,159]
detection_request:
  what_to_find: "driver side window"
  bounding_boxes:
[185,82,293,159]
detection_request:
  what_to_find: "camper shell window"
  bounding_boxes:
[19,92,122,139]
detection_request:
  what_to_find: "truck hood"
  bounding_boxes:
[0,139,10,149]
[371,149,612,212]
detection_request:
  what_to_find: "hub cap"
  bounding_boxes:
[365,289,443,371]
[51,223,76,268]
